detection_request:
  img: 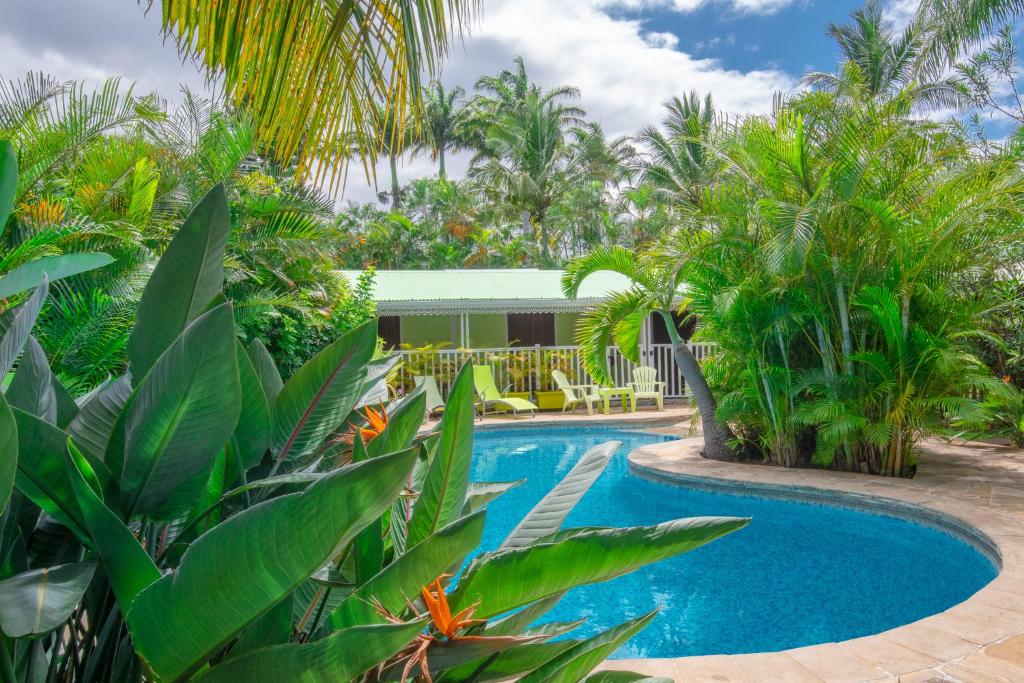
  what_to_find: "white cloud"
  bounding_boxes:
[590,0,798,15]
[883,0,919,31]
[0,0,797,204]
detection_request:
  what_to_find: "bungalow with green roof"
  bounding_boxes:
[338,269,705,400]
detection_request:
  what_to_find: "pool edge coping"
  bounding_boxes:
[602,437,1024,682]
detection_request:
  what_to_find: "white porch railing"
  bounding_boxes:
[391,343,714,400]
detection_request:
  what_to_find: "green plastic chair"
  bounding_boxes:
[551,369,600,415]
[628,365,665,410]
[472,365,538,418]
[413,375,445,416]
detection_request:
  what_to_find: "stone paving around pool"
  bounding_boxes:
[606,437,1024,682]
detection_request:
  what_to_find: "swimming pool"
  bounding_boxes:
[470,426,998,658]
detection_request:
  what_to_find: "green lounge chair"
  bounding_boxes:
[413,375,445,416]
[628,365,665,410]
[473,365,538,418]
[551,369,601,415]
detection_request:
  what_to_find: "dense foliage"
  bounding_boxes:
[0,183,744,682]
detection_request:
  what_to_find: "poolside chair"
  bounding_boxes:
[628,365,665,411]
[413,375,446,417]
[551,369,601,416]
[473,365,538,419]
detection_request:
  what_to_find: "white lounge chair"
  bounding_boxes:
[628,365,665,410]
[551,369,601,415]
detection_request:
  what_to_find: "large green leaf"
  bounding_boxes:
[228,594,294,661]
[407,362,475,546]
[51,375,77,429]
[465,480,525,514]
[582,672,674,683]
[127,184,229,379]
[7,336,56,424]
[231,341,271,473]
[0,562,95,637]
[12,408,85,537]
[125,447,418,682]
[65,439,159,610]
[67,375,132,462]
[521,610,658,683]
[0,140,15,230]
[271,320,376,463]
[120,304,240,519]
[451,517,749,619]
[192,621,424,683]
[502,441,620,549]
[0,279,47,380]
[328,510,486,630]
[246,338,282,405]
[0,393,15,512]
[438,641,579,683]
[485,592,565,636]
[0,253,114,300]
[365,388,427,458]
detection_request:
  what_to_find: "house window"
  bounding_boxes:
[650,311,695,344]
[507,312,555,347]
[378,316,401,349]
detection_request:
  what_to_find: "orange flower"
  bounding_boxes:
[420,575,481,640]
[1004,375,1013,385]
[356,404,388,443]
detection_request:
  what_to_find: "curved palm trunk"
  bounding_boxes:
[662,313,736,461]
[389,153,401,209]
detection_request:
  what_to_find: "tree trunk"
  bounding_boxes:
[663,313,736,461]
[832,255,854,376]
[389,153,401,210]
[438,148,446,180]
[521,209,531,237]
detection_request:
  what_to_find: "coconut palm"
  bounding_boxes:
[563,245,738,461]
[152,0,480,191]
[635,92,722,209]
[417,81,467,179]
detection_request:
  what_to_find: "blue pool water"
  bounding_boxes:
[470,426,997,658]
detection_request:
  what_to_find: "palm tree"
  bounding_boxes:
[151,0,479,190]
[801,0,963,110]
[417,81,467,179]
[370,102,418,209]
[562,246,738,461]
[635,92,721,209]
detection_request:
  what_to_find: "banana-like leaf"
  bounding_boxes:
[0,253,114,300]
[228,594,294,661]
[246,338,282,405]
[51,375,77,429]
[502,441,620,549]
[192,620,424,683]
[465,480,525,514]
[0,562,96,637]
[271,320,376,462]
[120,304,240,519]
[64,439,159,609]
[521,610,658,683]
[365,387,427,459]
[0,140,14,229]
[7,336,56,424]
[231,341,271,473]
[452,517,749,619]
[67,375,132,462]
[0,278,47,380]
[486,592,566,636]
[127,184,229,379]
[0,393,15,512]
[328,509,486,630]
[407,362,475,546]
[125,447,418,682]
[582,672,674,683]
[355,354,401,410]
[12,408,85,537]
[437,641,580,683]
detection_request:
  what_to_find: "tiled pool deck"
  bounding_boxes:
[604,437,1024,682]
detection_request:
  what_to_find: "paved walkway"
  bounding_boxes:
[605,437,1024,682]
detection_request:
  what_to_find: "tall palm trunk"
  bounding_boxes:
[663,312,736,461]
[438,147,446,179]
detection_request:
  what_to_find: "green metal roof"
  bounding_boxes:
[337,269,632,315]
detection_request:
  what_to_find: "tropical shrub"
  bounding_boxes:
[0,184,747,681]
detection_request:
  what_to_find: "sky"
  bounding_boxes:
[0,0,920,203]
